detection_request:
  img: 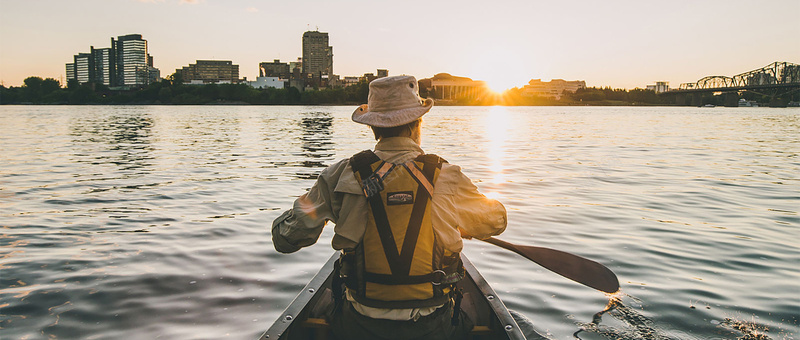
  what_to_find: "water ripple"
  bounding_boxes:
[1,106,798,339]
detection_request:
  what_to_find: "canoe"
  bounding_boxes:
[260,252,542,340]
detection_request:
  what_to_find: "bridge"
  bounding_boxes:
[663,61,800,106]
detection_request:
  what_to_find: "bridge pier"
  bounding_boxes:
[723,92,739,107]
[674,93,686,106]
[691,93,703,107]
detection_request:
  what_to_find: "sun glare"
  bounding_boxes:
[484,75,521,94]
[485,191,501,200]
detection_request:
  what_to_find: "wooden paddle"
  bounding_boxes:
[481,237,620,294]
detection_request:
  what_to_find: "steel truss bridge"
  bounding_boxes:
[665,61,800,106]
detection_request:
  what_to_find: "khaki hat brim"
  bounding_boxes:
[351,98,433,128]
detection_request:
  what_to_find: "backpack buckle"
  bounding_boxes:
[361,173,384,199]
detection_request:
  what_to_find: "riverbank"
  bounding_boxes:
[3,76,794,107]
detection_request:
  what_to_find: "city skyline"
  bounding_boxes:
[1,0,798,90]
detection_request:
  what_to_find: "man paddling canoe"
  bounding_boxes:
[272,75,507,339]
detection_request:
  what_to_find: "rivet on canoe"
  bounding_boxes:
[487,295,495,300]
[285,315,293,321]
[308,288,315,293]
[505,325,513,331]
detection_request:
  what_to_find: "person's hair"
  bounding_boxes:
[371,119,421,140]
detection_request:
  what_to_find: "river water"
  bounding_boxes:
[1,105,798,340]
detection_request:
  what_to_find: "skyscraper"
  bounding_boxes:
[301,31,333,78]
[113,34,149,87]
[91,47,114,86]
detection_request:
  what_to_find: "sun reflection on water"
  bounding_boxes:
[484,107,512,186]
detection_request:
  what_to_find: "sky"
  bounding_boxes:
[0,0,798,90]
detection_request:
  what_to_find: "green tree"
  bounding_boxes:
[23,76,44,102]
[158,87,173,103]
[69,83,100,104]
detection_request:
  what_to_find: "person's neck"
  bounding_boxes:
[381,135,420,145]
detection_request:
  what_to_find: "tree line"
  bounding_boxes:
[441,86,668,106]
[1,75,370,105]
[9,75,789,106]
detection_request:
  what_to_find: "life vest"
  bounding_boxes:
[340,150,463,309]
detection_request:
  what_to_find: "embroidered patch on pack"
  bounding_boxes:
[386,191,414,205]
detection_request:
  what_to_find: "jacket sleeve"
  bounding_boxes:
[433,164,507,241]
[271,160,348,253]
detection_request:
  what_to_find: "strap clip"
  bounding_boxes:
[361,173,384,199]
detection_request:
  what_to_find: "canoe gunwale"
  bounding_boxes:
[461,253,527,340]
[259,254,338,340]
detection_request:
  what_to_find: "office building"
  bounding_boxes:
[113,34,150,87]
[74,53,92,84]
[91,47,114,86]
[178,60,240,84]
[259,59,290,79]
[65,63,75,82]
[302,31,333,78]
[522,79,586,99]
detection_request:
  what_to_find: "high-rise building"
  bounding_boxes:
[65,33,158,88]
[113,34,149,87]
[178,60,240,84]
[91,47,114,86]
[65,63,75,83]
[74,53,92,84]
[301,31,333,77]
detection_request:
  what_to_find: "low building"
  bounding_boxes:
[359,73,377,83]
[522,79,586,99]
[178,60,240,84]
[259,59,290,79]
[646,81,670,93]
[341,76,360,87]
[420,73,488,101]
[249,76,285,89]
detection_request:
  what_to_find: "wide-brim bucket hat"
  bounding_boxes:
[352,75,434,128]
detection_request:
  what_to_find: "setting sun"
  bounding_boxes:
[484,74,524,93]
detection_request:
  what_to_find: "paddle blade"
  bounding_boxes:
[483,237,620,294]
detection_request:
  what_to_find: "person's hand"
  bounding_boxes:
[459,228,472,240]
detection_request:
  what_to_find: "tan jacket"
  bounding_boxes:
[272,137,507,255]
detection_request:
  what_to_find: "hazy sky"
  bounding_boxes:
[1,0,798,90]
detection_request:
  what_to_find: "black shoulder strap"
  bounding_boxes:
[415,153,448,165]
[350,150,380,175]
[350,150,404,276]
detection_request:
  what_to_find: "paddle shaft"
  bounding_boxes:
[481,237,620,294]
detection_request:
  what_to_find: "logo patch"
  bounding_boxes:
[387,191,414,205]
